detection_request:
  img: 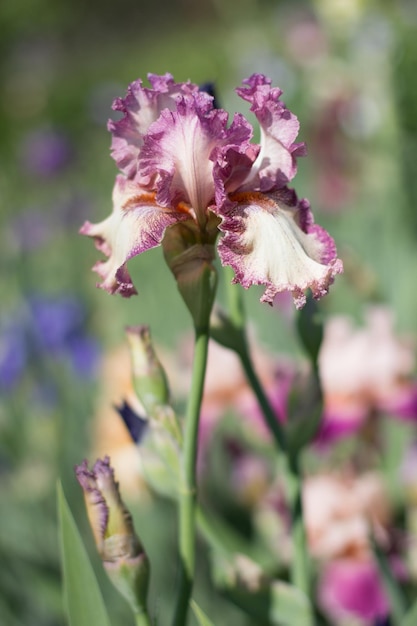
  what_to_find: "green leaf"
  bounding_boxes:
[211,550,314,626]
[190,599,216,626]
[401,599,417,626]
[57,482,112,626]
[270,581,314,626]
[371,535,407,626]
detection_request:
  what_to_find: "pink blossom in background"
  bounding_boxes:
[318,558,390,625]
[307,94,358,213]
[303,472,390,561]
[317,307,417,443]
[303,472,394,625]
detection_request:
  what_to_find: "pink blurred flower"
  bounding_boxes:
[317,307,417,443]
[81,73,342,308]
[318,558,389,625]
[303,472,390,561]
[303,472,394,625]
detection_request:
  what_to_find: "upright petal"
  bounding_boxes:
[108,74,199,179]
[236,74,306,191]
[217,189,343,309]
[211,112,259,206]
[80,175,190,296]
[140,92,242,226]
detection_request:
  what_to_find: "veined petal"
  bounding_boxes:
[75,457,142,562]
[236,74,306,191]
[80,175,190,296]
[217,190,343,309]
[108,73,199,179]
[139,94,252,226]
[212,112,259,207]
[75,459,109,553]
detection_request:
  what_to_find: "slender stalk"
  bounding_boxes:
[172,326,210,626]
[239,347,309,594]
[225,274,310,595]
[371,535,407,626]
[285,455,310,595]
[239,348,287,453]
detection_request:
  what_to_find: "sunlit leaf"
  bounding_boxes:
[57,482,112,626]
[401,600,417,626]
[270,580,314,626]
[190,599,216,626]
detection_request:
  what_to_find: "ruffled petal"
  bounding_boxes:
[140,92,250,226]
[108,73,199,179]
[75,457,140,559]
[80,175,190,296]
[75,459,109,551]
[212,112,259,206]
[236,74,306,191]
[217,189,343,309]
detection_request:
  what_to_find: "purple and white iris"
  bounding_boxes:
[81,73,342,309]
[75,456,140,560]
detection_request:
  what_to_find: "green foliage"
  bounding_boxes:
[401,599,417,626]
[3,0,417,624]
[190,600,216,626]
[269,582,314,626]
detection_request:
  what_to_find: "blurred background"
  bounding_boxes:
[1,0,417,624]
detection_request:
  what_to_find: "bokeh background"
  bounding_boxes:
[1,0,417,624]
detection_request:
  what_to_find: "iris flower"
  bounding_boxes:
[81,73,342,308]
[75,456,144,563]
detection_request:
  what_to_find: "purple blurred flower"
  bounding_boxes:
[1,294,100,395]
[0,322,28,391]
[30,295,84,353]
[30,294,99,377]
[67,335,100,378]
[19,126,74,178]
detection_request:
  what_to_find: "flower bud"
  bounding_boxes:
[125,325,170,414]
[162,220,218,332]
[296,294,323,368]
[75,457,149,614]
[125,326,181,443]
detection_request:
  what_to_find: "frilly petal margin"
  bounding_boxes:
[236,74,307,191]
[80,175,190,296]
[217,190,343,309]
[108,73,199,179]
[75,459,109,553]
[139,95,255,224]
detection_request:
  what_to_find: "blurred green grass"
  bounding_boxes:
[1,0,417,624]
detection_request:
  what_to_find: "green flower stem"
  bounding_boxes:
[172,326,210,626]
[371,535,407,626]
[224,274,310,595]
[239,346,310,595]
[239,348,287,453]
[285,454,310,596]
